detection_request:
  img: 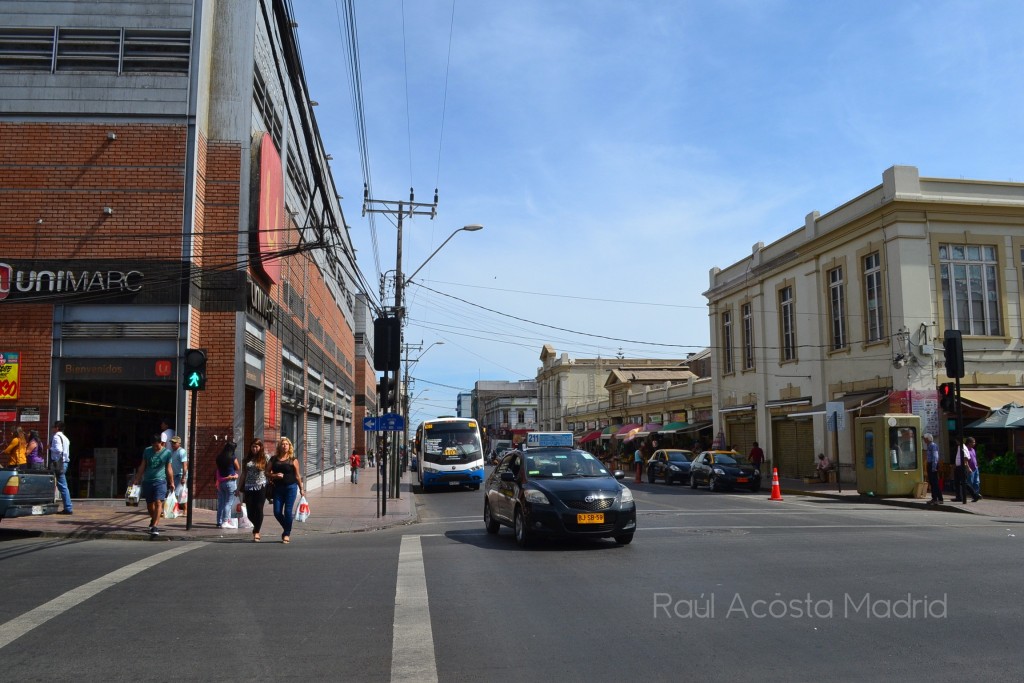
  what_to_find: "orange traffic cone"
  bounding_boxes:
[768,467,784,501]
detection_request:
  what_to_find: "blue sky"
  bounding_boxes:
[293,1,1024,423]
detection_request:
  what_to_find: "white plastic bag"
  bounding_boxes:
[221,518,238,529]
[237,503,252,529]
[163,490,179,519]
[176,483,188,504]
[125,484,141,507]
[296,495,310,522]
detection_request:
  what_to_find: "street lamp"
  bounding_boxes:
[403,224,484,288]
[402,342,444,459]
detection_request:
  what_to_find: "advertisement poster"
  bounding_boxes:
[0,351,19,400]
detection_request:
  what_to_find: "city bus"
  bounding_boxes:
[414,417,485,491]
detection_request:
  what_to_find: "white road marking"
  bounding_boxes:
[0,543,203,651]
[391,535,437,683]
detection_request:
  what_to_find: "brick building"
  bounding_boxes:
[0,0,374,501]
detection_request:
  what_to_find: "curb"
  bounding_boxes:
[781,488,976,514]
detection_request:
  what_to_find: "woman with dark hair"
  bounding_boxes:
[25,430,45,470]
[267,437,304,544]
[236,439,269,541]
[215,441,240,528]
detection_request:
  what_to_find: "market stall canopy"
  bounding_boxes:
[676,421,712,433]
[965,403,1024,429]
[616,423,644,440]
[578,429,602,444]
[658,421,690,433]
[600,425,623,440]
[634,423,664,437]
[959,390,1024,410]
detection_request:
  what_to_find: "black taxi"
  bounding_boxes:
[483,446,636,547]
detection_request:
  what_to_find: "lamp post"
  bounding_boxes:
[402,342,444,462]
[389,224,482,498]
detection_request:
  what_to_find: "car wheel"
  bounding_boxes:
[647,471,655,484]
[664,476,674,485]
[709,476,719,492]
[471,484,481,491]
[690,475,698,489]
[484,501,500,534]
[614,533,634,545]
[514,506,533,548]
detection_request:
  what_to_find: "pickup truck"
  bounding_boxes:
[0,468,58,520]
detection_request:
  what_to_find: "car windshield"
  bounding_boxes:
[714,454,748,466]
[525,450,608,478]
[667,451,694,463]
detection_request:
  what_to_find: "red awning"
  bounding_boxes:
[578,429,602,444]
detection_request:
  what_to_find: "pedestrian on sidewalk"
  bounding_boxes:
[964,437,981,502]
[633,445,643,483]
[3,426,27,469]
[215,440,240,527]
[952,438,969,503]
[350,449,361,483]
[749,441,765,473]
[132,434,172,536]
[237,438,268,542]
[924,433,944,505]
[49,421,73,514]
[816,453,832,483]
[168,436,188,512]
[26,430,45,470]
[268,437,304,544]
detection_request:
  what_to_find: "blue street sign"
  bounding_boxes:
[363,416,379,432]
[380,412,405,431]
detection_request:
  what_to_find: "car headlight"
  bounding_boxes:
[523,488,550,505]
[618,485,634,504]
[668,464,680,472]
[752,469,761,477]
[713,467,726,476]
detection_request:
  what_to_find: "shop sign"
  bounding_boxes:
[251,132,283,284]
[19,406,40,422]
[0,351,19,399]
[247,277,276,326]
[0,409,15,421]
[0,262,141,300]
[60,357,177,382]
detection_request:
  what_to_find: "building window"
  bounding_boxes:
[863,252,885,343]
[940,243,1001,336]
[779,286,796,362]
[721,310,733,374]
[0,26,190,74]
[828,266,847,351]
[742,302,754,370]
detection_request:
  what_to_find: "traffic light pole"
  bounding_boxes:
[185,389,197,530]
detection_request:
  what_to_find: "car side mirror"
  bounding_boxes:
[500,471,515,482]
[613,470,625,480]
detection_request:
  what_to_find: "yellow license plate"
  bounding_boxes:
[577,513,604,524]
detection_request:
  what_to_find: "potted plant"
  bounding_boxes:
[979,452,1024,499]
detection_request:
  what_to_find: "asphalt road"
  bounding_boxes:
[2,477,1021,682]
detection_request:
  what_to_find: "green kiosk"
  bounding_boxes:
[854,414,925,496]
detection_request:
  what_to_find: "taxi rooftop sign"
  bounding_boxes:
[525,431,574,448]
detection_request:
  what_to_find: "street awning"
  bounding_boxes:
[600,425,623,440]
[578,429,602,444]
[615,423,644,440]
[965,403,1024,429]
[960,389,1024,410]
[788,391,889,418]
[676,421,712,433]
[634,423,664,437]
[657,421,689,433]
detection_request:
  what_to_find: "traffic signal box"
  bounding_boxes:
[938,383,956,412]
[183,348,207,391]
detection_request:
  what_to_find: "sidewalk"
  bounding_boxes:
[0,469,417,542]
[778,476,1024,518]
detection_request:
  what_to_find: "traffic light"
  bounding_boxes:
[943,329,965,378]
[183,349,207,390]
[938,383,956,412]
[377,376,395,410]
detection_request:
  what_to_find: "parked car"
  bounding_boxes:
[483,446,636,547]
[647,449,696,485]
[689,451,761,492]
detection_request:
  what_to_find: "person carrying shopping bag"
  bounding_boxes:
[267,437,304,544]
[237,438,269,542]
[215,441,240,528]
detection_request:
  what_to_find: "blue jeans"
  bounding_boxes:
[55,470,72,512]
[351,465,359,483]
[217,479,237,525]
[969,470,981,497]
[273,482,299,537]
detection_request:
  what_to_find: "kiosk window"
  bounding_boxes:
[890,427,918,471]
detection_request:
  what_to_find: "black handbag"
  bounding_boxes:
[264,482,274,503]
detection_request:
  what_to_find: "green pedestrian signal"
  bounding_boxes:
[183,349,207,391]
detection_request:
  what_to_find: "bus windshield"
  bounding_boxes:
[421,422,482,465]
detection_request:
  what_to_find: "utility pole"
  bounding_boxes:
[364,187,437,501]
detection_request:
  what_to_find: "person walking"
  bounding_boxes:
[963,436,981,502]
[131,434,172,536]
[168,436,188,511]
[2,426,27,469]
[159,418,175,448]
[268,437,304,544]
[25,429,45,470]
[748,441,765,473]
[633,445,643,483]
[350,449,361,483]
[924,433,944,505]
[49,421,73,514]
[237,439,269,542]
[951,438,969,503]
[215,440,240,528]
